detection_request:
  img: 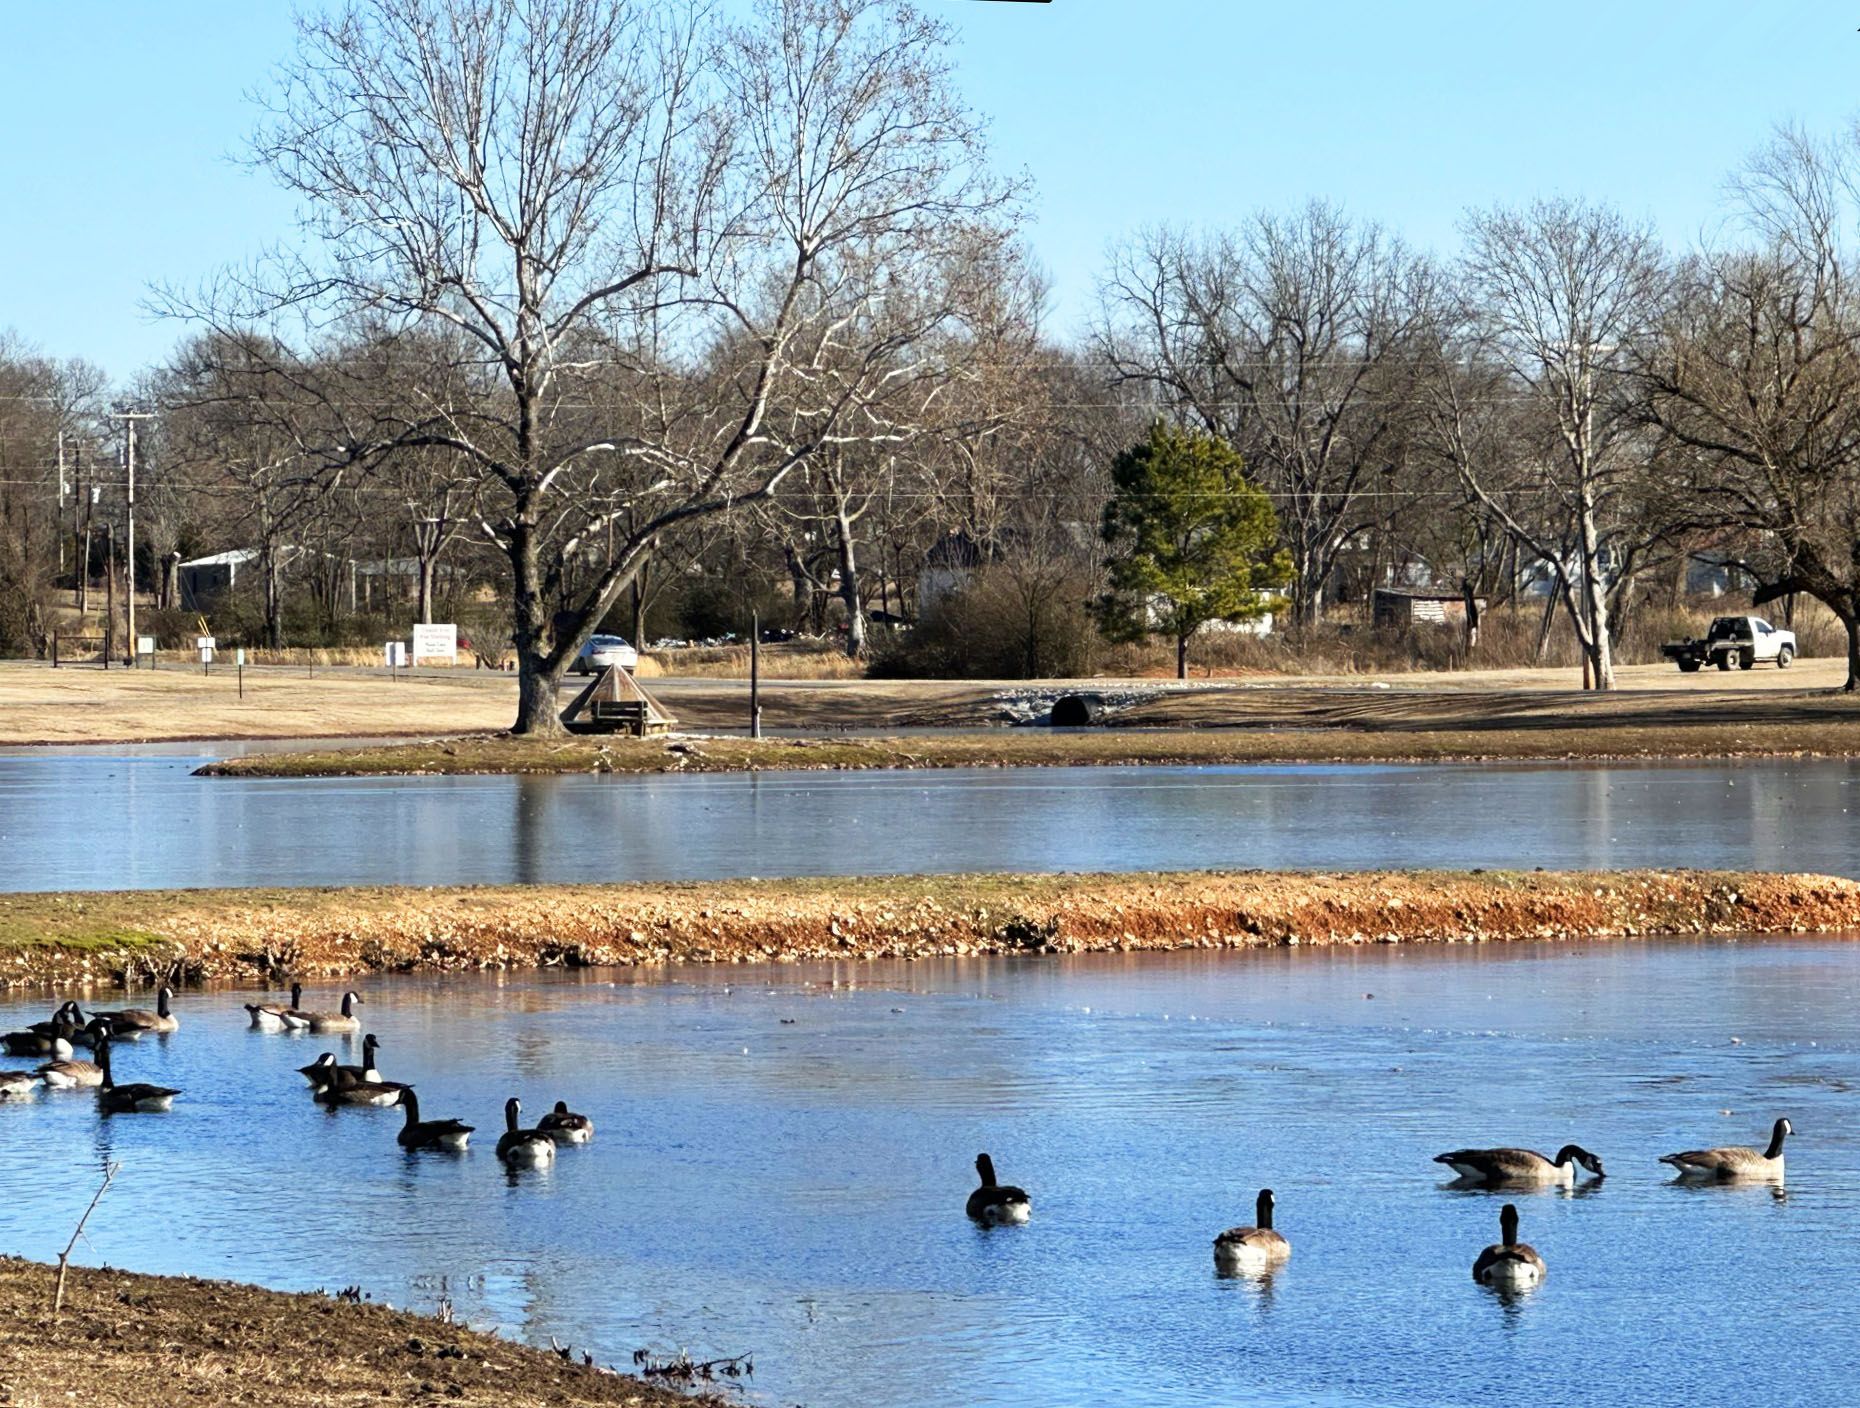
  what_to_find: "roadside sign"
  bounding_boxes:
[411,622,457,663]
[384,641,408,668]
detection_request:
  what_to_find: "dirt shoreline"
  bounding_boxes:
[0,1256,704,1407]
[4,869,1857,991]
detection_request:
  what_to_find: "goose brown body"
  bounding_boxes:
[1434,1144,1605,1186]
[537,1101,594,1144]
[247,984,305,1032]
[304,991,364,1034]
[1472,1204,1545,1289]
[1660,1117,1790,1180]
[1214,1189,1291,1272]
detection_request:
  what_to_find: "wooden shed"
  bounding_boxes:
[1372,588,1486,630]
[560,664,677,736]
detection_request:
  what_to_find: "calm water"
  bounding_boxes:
[3,939,1857,1407]
[0,751,1856,890]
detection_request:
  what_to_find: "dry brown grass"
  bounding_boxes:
[0,1256,697,1407]
[644,639,865,679]
[2,870,1856,993]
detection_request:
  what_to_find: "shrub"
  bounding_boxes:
[872,566,1099,679]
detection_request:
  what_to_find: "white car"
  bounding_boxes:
[573,634,639,674]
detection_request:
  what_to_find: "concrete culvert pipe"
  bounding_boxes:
[1049,693,1107,727]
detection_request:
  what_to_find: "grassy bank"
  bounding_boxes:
[0,1256,699,1407]
[199,712,1860,779]
[3,869,1857,991]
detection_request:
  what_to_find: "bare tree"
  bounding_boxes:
[167,0,1013,732]
[1639,128,1860,689]
[1097,203,1435,629]
[1455,198,1667,689]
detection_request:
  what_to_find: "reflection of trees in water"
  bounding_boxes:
[513,775,552,885]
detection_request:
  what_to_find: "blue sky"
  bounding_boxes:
[1,0,1852,382]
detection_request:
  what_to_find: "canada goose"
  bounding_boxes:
[537,1100,594,1144]
[2,1024,74,1059]
[1214,1189,1291,1274]
[94,1036,179,1114]
[1660,1117,1791,1181]
[25,1002,82,1037]
[300,1035,385,1089]
[965,1153,1030,1225]
[246,983,304,1032]
[1434,1144,1606,1187]
[312,1065,407,1108]
[39,1024,109,1087]
[1472,1203,1545,1291]
[0,1070,40,1100]
[101,986,179,1037]
[304,991,364,1034]
[496,1098,556,1167]
[394,1089,474,1151]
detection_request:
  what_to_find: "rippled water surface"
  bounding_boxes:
[0,751,1857,889]
[3,939,1858,1407]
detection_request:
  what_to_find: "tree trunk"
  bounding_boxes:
[835,510,866,659]
[1846,613,1860,694]
[1578,503,1615,690]
[416,554,438,625]
[1176,631,1189,680]
[507,510,568,737]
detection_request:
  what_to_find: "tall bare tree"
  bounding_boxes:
[168,0,1013,732]
[1639,129,1860,689]
[1455,198,1667,689]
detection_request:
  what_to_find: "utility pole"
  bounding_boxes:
[111,411,153,665]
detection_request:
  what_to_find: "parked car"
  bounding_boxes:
[1661,615,1796,673]
[572,634,639,674]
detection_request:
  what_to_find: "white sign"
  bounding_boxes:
[383,641,408,668]
[198,645,213,666]
[136,636,156,657]
[411,623,457,663]
[235,648,246,667]
[195,636,215,651]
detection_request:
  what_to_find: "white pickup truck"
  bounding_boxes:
[1661,615,1796,673]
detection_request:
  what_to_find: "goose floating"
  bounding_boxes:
[301,1035,386,1090]
[99,986,179,1037]
[1434,1145,1605,1187]
[965,1153,1030,1226]
[537,1101,594,1145]
[1660,1117,1790,1181]
[1214,1189,1291,1275]
[246,983,305,1032]
[496,1098,556,1167]
[304,991,365,1034]
[0,1071,40,1100]
[395,1089,474,1152]
[94,1035,180,1115]
[1472,1203,1545,1291]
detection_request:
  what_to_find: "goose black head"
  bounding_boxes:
[1556,1144,1605,1177]
[975,1153,997,1187]
[1255,1188,1275,1230]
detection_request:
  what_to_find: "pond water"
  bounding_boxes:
[0,751,1856,890]
[2,937,1857,1407]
